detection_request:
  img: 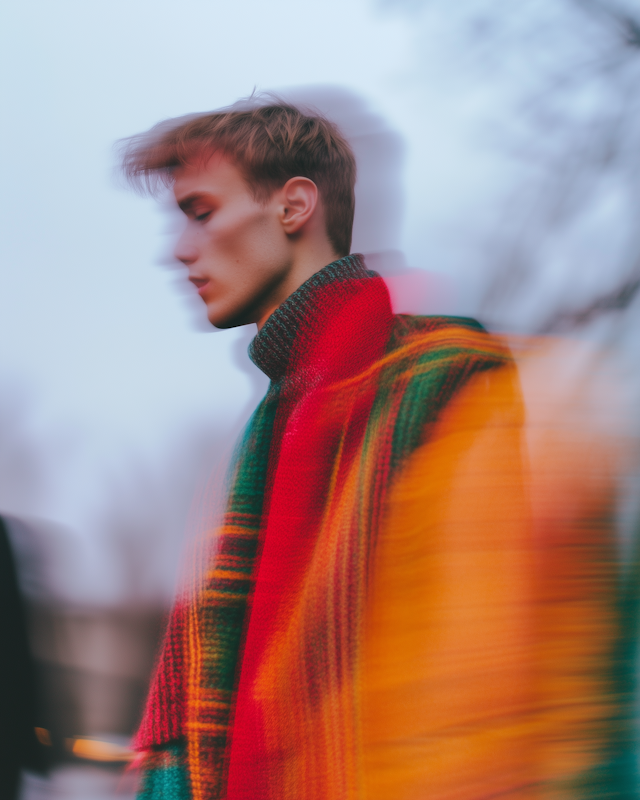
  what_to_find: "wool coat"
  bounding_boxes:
[135,255,623,800]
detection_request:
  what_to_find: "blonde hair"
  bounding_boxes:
[119,98,357,256]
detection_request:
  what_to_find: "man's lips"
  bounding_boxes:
[189,276,210,296]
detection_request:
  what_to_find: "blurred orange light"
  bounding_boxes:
[65,737,135,762]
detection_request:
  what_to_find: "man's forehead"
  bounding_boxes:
[173,152,244,199]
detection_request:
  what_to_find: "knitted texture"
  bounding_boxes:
[136,742,190,800]
[134,255,515,799]
[134,388,281,797]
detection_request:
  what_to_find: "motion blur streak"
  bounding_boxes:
[66,737,135,763]
[244,333,631,798]
[362,336,632,798]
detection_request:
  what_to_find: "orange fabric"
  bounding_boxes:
[362,364,538,800]
[361,349,622,800]
[251,343,622,800]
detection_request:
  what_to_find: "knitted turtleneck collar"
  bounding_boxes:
[248,254,377,382]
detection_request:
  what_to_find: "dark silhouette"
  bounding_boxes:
[0,517,47,798]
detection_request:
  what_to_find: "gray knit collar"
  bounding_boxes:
[248,254,375,381]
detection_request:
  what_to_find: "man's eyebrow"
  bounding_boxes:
[177,192,211,212]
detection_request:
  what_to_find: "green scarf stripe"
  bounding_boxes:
[391,349,508,471]
[137,742,191,800]
[198,389,281,692]
[223,386,281,520]
[362,316,507,479]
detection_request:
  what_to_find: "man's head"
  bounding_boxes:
[120,100,357,328]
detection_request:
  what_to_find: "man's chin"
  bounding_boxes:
[207,308,254,330]
[206,296,273,329]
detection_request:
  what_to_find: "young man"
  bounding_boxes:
[122,100,622,800]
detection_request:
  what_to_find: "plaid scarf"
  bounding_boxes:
[134,255,525,799]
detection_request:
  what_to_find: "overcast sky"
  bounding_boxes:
[0,0,518,604]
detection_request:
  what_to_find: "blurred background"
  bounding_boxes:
[1,0,640,796]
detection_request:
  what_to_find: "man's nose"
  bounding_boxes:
[174,226,199,266]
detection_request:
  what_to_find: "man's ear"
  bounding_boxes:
[278,177,318,235]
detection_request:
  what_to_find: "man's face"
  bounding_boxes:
[173,153,292,328]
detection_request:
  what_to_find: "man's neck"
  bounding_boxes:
[255,242,342,330]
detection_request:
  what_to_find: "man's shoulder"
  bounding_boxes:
[387,314,508,364]
[369,315,518,470]
[391,313,486,338]
[371,313,515,403]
